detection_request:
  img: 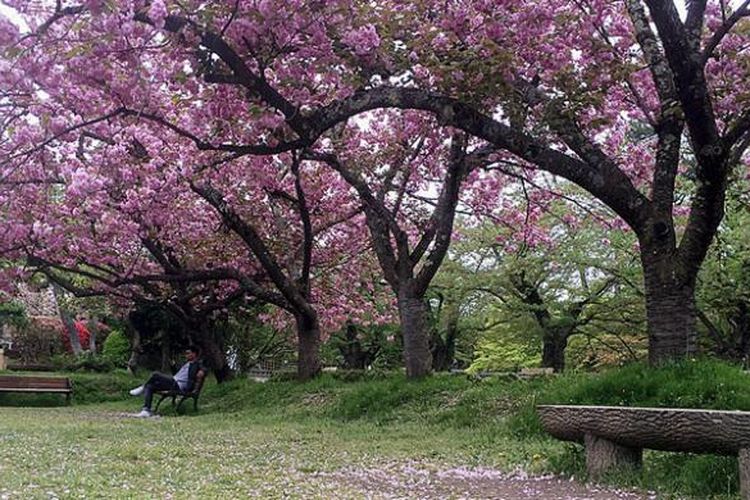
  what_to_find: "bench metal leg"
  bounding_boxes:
[154,394,169,412]
[584,434,642,478]
[740,448,750,500]
[174,395,198,414]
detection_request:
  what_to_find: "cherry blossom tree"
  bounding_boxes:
[1,0,749,367]
[305,112,497,377]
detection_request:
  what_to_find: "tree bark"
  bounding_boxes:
[52,285,83,355]
[431,314,458,372]
[125,316,141,375]
[398,291,432,378]
[62,314,82,355]
[198,337,232,383]
[541,332,569,373]
[339,321,367,370]
[296,312,322,381]
[642,252,698,364]
[160,337,171,373]
[87,318,98,352]
[186,317,233,383]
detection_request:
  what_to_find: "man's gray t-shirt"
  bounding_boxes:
[173,362,191,391]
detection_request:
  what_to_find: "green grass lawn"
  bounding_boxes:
[0,361,746,498]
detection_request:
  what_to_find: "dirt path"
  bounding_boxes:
[319,462,655,499]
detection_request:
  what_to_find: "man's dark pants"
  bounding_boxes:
[143,373,179,410]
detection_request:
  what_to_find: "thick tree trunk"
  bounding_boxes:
[87,318,98,352]
[541,332,569,373]
[198,338,232,383]
[339,321,367,370]
[125,318,141,375]
[51,285,83,355]
[642,255,698,364]
[159,337,171,373]
[398,291,432,379]
[736,303,750,362]
[187,318,232,383]
[431,318,457,372]
[295,312,322,381]
[62,314,83,355]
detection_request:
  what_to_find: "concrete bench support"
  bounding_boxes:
[585,434,642,477]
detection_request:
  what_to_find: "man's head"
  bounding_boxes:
[185,346,200,362]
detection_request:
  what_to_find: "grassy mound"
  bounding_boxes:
[542,358,750,409]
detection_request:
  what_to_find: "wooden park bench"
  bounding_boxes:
[538,405,750,498]
[0,375,73,403]
[153,371,205,414]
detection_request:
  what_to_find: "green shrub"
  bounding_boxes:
[52,352,114,373]
[101,329,130,367]
[67,370,136,404]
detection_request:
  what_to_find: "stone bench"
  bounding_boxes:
[537,405,750,498]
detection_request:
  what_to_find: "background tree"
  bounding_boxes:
[435,200,646,372]
[696,185,750,362]
[1,0,749,368]
[307,115,496,377]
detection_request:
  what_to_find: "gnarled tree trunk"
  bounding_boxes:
[642,250,698,364]
[87,318,99,352]
[197,337,232,383]
[398,291,432,378]
[431,313,458,372]
[159,337,172,373]
[125,316,141,375]
[541,331,569,373]
[187,318,233,383]
[296,312,322,380]
[339,321,379,370]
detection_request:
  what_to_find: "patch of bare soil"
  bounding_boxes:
[319,462,655,499]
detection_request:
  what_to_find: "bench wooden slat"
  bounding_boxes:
[0,387,72,393]
[0,384,70,389]
[0,375,72,395]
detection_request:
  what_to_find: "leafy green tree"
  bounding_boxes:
[696,188,750,362]
[434,201,646,372]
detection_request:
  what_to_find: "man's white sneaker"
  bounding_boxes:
[129,385,145,396]
[135,409,153,418]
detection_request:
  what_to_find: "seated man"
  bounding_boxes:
[129,346,206,417]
